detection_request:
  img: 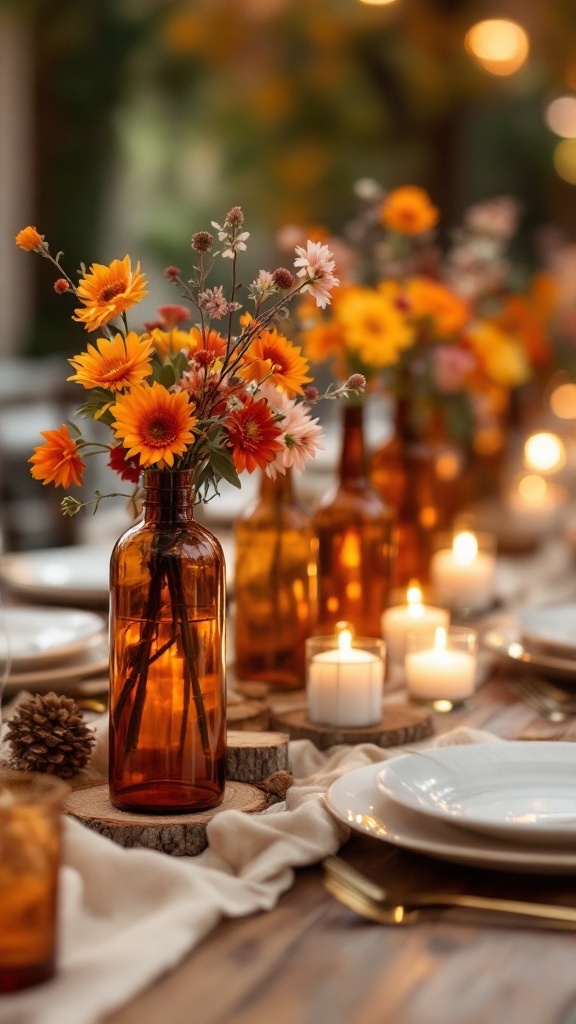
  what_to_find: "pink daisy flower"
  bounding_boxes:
[293,240,339,309]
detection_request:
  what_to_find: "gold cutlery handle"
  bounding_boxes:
[422,893,576,923]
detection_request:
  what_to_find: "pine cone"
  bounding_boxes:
[6,692,96,779]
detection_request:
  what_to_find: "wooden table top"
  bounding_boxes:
[102,670,576,1024]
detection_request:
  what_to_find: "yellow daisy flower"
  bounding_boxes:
[67,332,154,391]
[73,255,148,332]
[110,382,198,468]
[336,286,414,368]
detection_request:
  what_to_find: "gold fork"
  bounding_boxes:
[322,856,576,930]
[513,677,576,722]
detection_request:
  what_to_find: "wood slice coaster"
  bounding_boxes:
[269,705,433,750]
[226,729,289,782]
[64,781,269,857]
[227,690,271,731]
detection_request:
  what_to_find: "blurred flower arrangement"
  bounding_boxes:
[297,184,554,450]
[16,210,356,516]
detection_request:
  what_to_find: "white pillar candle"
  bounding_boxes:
[405,627,476,702]
[430,531,495,613]
[307,631,384,727]
[381,584,449,679]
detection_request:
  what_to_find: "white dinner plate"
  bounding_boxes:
[377,743,576,846]
[326,762,576,873]
[0,606,106,670]
[0,545,112,607]
[482,625,576,684]
[517,604,576,657]
[3,636,109,697]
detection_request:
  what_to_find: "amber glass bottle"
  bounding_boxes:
[109,469,226,814]
[370,399,468,586]
[234,469,317,690]
[313,403,396,637]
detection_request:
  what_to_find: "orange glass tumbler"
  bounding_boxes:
[0,771,68,993]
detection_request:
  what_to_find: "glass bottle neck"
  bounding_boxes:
[339,403,367,484]
[258,468,295,504]
[142,470,195,524]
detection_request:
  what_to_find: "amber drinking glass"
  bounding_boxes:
[234,469,317,690]
[314,403,396,637]
[0,771,68,993]
[109,469,226,814]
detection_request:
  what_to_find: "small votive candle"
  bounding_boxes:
[404,625,477,707]
[381,582,450,681]
[306,631,385,727]
[430,530,496,614]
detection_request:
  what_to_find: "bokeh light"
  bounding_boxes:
[550,381,576,418]
[357,0,398,5]
[465,19,529,76]
[554,139,576,183]
[523,431,566,472]
[545,96,576,138]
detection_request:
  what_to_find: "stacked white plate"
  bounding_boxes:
[482,602,576,684]
[0,545,112,608]
[0,606,108,697]
[326,742,576,873]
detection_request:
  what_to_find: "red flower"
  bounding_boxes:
[108,444,141,483]
[224,396,283,474]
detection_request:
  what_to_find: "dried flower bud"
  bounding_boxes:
[194,350,217,367]
[15,226,44,252]
[164,265,181,282]
[60,496,84,516]
[304,386,319,402]
[272,268,295,290]
[192,231,214,253]
[54,278,70,294]
[344,374,367,395]
[226,206,244,227]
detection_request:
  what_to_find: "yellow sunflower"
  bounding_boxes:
[239,328,312,397]
[73,255,148,332]
[379,186,439,235]
[110,382,198,468]
[67,332,154,391]
[335,286,414,368]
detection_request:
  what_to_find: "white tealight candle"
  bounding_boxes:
[381,583,450,680]
[430,531,495,613]
[405,626,476,702]
[307,630,384,727]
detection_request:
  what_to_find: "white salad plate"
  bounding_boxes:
[517,603,576,657]
[0,545,112,607]
[482,625,576,684]
[326,761,576,873]
[377,742,576,846]
[0,606,106,671]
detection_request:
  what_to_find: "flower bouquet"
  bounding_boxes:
[17,210,354,812]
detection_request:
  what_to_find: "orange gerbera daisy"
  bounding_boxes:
[29,424,85,488]
[73,255,148,332]
[379,186,439,235]
[110,382,197,468]
[239,328,312,397]
[15,226,44,252]
[405,277,469,337]
[224,396,283,473]
[68,331,154,391]
[189,326,228,359]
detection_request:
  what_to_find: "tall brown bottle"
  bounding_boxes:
[234,468,317,690]
[314,403,396,637]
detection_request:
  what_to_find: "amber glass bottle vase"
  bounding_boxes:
[109,469,226,814]
[313,403,396,638]
[234,468,317,690]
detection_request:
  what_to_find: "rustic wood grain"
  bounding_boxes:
[64,781,269,856]
[226,693,271,730]
[225,729,290,781]
[269,705,433,749]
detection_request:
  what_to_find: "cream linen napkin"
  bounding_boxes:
[0,725,500,1024]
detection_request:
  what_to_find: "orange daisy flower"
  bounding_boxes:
[15,226,44,252]
[110,382,198,468]
[29,424,85,488]
[73,255,148,332]
[379,186,439,235]
[68,331,154,391]
[190,326,228,359]
[405,277,469,337]
[239,328,312,397]
[224,396,283,474]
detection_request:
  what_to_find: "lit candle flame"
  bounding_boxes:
[406,582,423,606]
[453,531,478,565]
[435,626,447,651]
[524,431,565,473]
[338,629,353,653]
